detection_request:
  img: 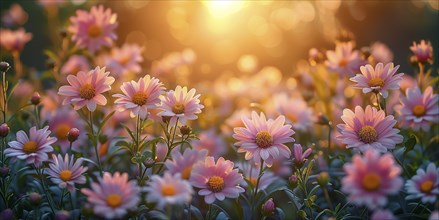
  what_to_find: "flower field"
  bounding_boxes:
[0,1,438,220]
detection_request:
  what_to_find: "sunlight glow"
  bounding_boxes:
[203,0,244,18]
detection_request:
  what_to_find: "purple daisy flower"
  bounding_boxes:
[405,163,439,204]
[350,62,404,98]
[337,105,403,153]
[158,85,204,125]
[46,154,88,191]
[5,126,57,167]
[233,111,295,167]
[81,172,141,219]
[190,157,244,204]
[341,150,403,209]
[396,86,439,131]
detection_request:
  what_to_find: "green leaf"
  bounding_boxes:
[403,135,417,157]
[97,110,115,134]
[212,198,244,220]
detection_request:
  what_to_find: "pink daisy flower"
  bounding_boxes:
[371,209,396,220]
[1,4,28,27]
[325,41,366,77]
[144,172,193,209]
[370,42,393,64]
[236,161,278,192]
[46,154,88,192]
[158,85,204,125]
[105,44,144,77]
[233,111,295,167]
[113,75,164,119]
[58,66,115,112]
[81,172,141,219]
[5,126,57,167]
[272,94,314,132]
[190,157,245,204]
[410,40,433,63]
[337,105,403,153]
[350,62,404,98]
[165,148,207,180]
[192,129,227,158]
[46,107,85,153]
[396,86,439,131]
[61,55,90,75]
[341,150,403,209]
[405,163,439,204]
[68,5,118,53]
[0,28,32,52]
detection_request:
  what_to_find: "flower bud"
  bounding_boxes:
[161,116,171,124]
[288,175,298,189]
[30,92,41,105]
[180,125,191,136]
[0,208,13,220]
[0,166,10,177]
[67,128,80,142]
[316,113,330,125]
[298,210,307,219]
[59,29,68,38]
[0,123,10,137]
[155,142,168,162]
[144,158,155,168]
[317,172,330,187]
[0,62,11,72]
[28,192,41,206]
[261,198,275,216]
[55,210,70,220]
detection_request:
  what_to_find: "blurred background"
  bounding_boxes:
[1,0,438,80]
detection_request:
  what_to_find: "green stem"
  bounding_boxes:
[89,111,103,176]
[35,166,56,215]
[156,118,179,174]
[323,187,333,210]
[59,188,66,209]
[34,105,40,129]
[68,141,73,156]
[251,161,264,217]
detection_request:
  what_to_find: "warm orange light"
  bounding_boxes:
[203,0,244,18]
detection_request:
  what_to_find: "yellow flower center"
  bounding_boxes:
[87,24,102,38]
[172,103,185,114]
[181,166,192,180]
[339,59,348,67]
[207,176,225,192]
[119,55,131,65]
[287,113,298,123]
[362,172,381,191]
[161,184,177,196]
[249,178,257,186]
[79,84,96,100]
[420,180,433,193]
[358,125,378,144]
[106,194,122,208]
[132,92,148,106]
[23,141,38,154]
[59,170,72,181]
[255,130,273,149]
[368,78,385,87]
[56,123,71,140]
[412,105,426,117]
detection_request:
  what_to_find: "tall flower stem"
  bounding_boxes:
[251,160,264,217]
[34,105,40,129]
[156,118,179,174]
[12,51,23,80]
[418,62,425,90]
[89,111,103,176]
[34,166,56,215]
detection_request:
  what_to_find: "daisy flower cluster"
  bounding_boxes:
[0,2,438,220]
